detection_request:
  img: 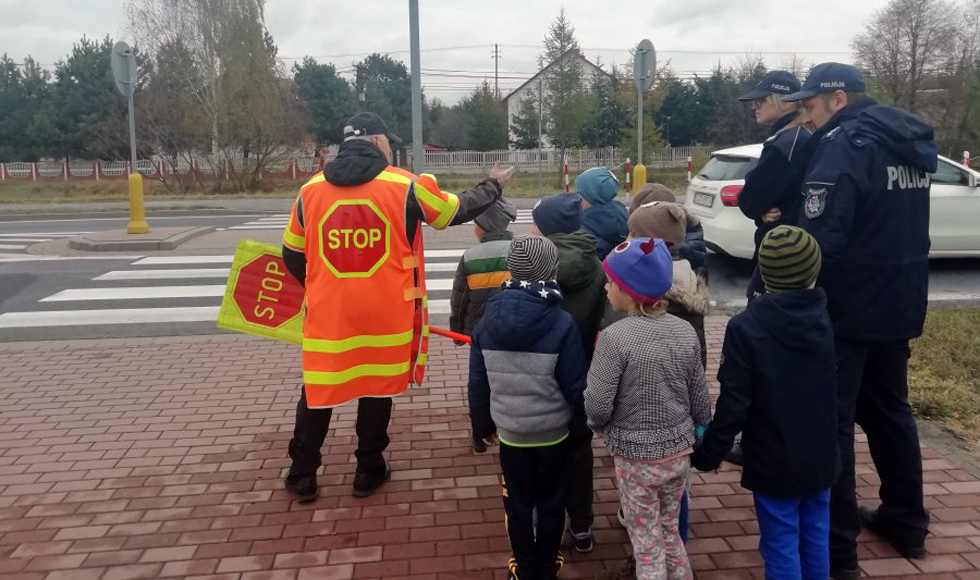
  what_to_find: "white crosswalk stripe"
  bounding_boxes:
[229,210,535,230]
[0,248,467,331]
[0,231,92,254]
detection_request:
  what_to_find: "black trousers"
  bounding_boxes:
[566,416,594,534]
[830,339,929,567]
[500,439,571,580]
[287,385,391,479]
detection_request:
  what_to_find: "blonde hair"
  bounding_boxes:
[766,94,807,128]
[638,299,668,317]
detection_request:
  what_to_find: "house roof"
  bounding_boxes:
[503,49,612,102]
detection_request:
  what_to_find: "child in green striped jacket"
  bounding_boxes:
[450,197,518,452]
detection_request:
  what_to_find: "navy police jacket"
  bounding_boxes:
[798,99,937,341]
[740,112,813,248]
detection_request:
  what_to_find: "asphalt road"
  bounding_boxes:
[2,209,980,343]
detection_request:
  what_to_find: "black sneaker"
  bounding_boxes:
[352,459,391,498]
[830,565,862,580]
[725,440,745,466]
[284,473,318,503]
[571,528,594,553]
[473,438,487,453]
[859,505,927,559]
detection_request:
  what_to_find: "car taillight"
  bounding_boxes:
[720,185,742,207]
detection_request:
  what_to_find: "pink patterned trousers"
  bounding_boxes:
[614,455,693,580]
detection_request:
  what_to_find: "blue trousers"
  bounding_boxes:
[679,490,689,543]
[754,489,830,580]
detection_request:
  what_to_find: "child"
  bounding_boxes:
[469,235,587,580]
[628,201,710,369]
[450,197,517,453]
[629,183,707,273]
[576,167,628,260]
[586,238,711,580]
[691,226,839,579]
[531,193,606,553]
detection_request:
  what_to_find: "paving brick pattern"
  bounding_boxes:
[1,317,979,579]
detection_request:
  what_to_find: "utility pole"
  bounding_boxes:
[537,79,543,195]
[492,44,500,97]
[409,0,423,173]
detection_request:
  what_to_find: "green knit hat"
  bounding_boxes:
[758,226,822,293]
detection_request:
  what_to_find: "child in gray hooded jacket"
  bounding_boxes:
[469,235,587,580]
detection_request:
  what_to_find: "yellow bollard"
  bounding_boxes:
[633,164,648,190]
[127,172,150,234]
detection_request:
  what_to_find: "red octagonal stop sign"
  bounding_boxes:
[318,200,391,278]
[232,254,305,328]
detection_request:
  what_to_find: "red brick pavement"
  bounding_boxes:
[0,317,979,579]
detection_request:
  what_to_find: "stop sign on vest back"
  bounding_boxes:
[318,199,391,278]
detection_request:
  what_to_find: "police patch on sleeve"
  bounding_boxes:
[804,187,828,218]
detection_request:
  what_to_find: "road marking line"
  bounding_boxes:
[132,256,234,265]
[94,268,231,281]
[0,244,28,250]
[0,306,222,328]
[0,232,91,237]
[41,285,227,302]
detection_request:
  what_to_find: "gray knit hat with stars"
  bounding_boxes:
[506,235,559,282]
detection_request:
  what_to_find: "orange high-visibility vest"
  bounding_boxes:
[283,166,460,408]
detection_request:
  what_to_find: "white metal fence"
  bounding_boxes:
[0,146,716,181]
[407,146,713,174]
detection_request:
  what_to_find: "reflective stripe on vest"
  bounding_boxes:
[304,361,411,386]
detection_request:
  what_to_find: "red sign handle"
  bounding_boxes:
[430,327,470,344]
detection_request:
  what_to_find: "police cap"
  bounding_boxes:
[783,62,866,102]
[738,70,801,101]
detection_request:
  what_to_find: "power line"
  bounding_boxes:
[280,44,490,61]
[496,43,851,55]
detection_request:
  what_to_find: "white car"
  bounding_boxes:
[684,144,980,259]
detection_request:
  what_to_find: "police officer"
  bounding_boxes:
[784,63,935,578]
[280,111,515,502]
[738,70,813,301]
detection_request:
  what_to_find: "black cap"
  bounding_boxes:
[343,112,402,144]
[738,70,802,101]
[783,62,866,102]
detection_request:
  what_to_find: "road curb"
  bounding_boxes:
[67,226,213,251]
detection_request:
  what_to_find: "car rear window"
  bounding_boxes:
[697,155,758,181]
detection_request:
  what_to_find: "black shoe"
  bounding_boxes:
[571,528,593,553]
[284,473,318,503]
[724,440,745,466]
[830,565,862,580]
[859,505,927,559]
[473,438,487,453]
[506,556,518,580]
[352,459,391,497]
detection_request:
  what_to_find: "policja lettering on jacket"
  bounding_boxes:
[886,166,931,190]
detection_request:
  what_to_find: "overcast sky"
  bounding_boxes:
[1,0,889,103]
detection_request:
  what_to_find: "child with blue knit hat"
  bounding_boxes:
[576,167,628,259]
[586,238,711,579]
